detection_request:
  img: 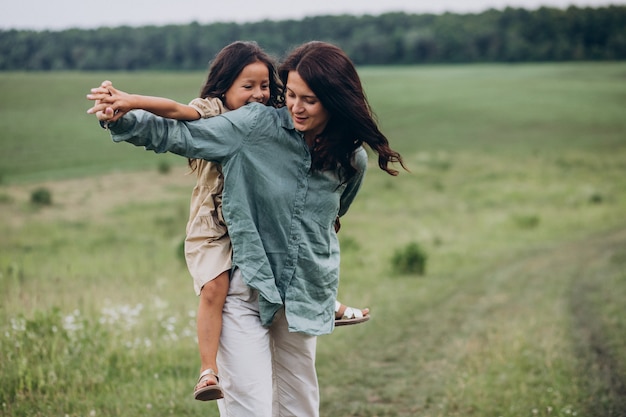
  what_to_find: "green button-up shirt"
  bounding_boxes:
[106,103,367,335]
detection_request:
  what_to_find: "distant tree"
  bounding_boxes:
[1,6,625,70]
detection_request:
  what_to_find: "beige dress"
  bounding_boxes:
[185,97,232,295]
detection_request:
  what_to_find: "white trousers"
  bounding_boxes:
[217,269,319,417]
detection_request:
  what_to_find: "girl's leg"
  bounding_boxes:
[270,309,319,417]
[217,269,273,417]
[195,270,230,397]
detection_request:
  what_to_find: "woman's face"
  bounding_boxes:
[285,71,329,141]
[223,61,270,110]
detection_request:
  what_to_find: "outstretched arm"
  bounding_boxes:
[87,80,201,122]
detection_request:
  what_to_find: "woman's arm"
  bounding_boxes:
[338,147,368,217]
[87,81,266,161]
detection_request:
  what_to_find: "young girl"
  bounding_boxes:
[94,41,369,402]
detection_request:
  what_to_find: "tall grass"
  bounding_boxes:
[1,63,626,416]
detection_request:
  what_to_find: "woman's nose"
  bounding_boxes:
[291,99,304,113]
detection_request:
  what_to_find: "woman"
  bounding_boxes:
[87,41,405,417]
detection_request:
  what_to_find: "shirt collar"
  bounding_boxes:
[277,106,295,131]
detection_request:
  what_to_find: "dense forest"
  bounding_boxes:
[1,5,625,70]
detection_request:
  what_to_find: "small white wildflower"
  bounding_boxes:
[63,310,84,333]
[11,317,25,332]
[532,409,538,415]
[100,303,144,330]
[146,403,152,410]
[153,297,168,310]
[90,410,96,416]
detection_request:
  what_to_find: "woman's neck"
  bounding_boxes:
[304,133,317,149]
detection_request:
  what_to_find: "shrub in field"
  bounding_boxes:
[177,236,186,265]
[30,187,52,206]
[391,242,428,275]
[339,235,360,253]
[157,160,171,175]
[512,213,540,229]
[0,192,13,204]
[588,191,604,204]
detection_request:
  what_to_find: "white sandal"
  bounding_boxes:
[335,300,370,326]
[194,368,224,401]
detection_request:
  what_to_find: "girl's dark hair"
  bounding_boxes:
[199,40,283,107]
[278,41,405,181]
[189,41,283,171]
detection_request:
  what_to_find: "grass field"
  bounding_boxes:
[1,62,626,417]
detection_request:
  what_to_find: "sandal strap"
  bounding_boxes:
[198,368,219,383]
[336,301,365,320]
[341,306,363,320]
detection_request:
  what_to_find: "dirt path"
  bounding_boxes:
[565,228,626,416]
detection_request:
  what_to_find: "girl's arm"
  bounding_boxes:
[88,80,201,122]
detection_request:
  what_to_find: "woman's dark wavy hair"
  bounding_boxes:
[189,41,283,171]
[278,41,405,181]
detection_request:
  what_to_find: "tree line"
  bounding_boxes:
[1,5,625,71]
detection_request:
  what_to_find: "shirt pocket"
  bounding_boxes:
[308,172,343,229]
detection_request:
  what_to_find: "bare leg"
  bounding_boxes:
[195,270,229,397]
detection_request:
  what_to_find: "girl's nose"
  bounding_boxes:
[253,88,264,101]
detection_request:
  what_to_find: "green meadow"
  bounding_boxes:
[1,63,625,416]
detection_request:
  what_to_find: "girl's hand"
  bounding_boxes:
[86,80,132,122]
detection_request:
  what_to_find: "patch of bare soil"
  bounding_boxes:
[0,166,196,227]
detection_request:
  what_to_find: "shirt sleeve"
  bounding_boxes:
[106,105,260,163]
[188,97,226,118]
[338,146,368,217]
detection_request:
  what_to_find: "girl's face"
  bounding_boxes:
[285,71,330,142]
[223,61,270,110]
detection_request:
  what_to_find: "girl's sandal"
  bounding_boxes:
[335,300,370,326]
[194,368,224,401]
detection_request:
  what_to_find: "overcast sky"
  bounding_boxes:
[1,0,623,31]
